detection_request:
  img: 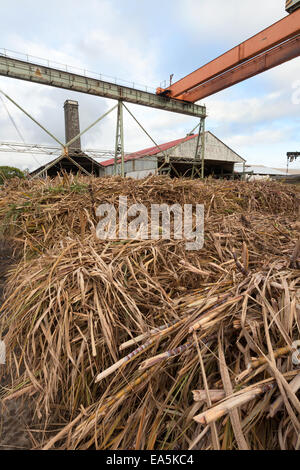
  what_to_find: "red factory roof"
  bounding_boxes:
[100,133,198,167]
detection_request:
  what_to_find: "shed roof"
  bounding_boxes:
[100,134,198,167]
[30,150,103,177]
[101,131,245,167]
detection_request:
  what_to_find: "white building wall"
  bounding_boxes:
[103,156,157,177]
[204,133,244,163]
[126,169,156,179]
[161,133,244,163]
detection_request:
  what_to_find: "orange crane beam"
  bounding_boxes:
[157,9,300,100]
[177,35,300,102]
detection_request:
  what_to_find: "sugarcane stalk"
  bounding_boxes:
[194,384,273,425]
[119,320,177,351]
[189,295,243,333]
[74,367,156,446]
[44,366,156,450]
[249,346,292,369]
[95,337,157,382]
[235,346,293,383]
[139,341,194,370]
[192,389,226,403]
[95,319,186,382]
[269,373,300,418]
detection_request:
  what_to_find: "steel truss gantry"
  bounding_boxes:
[0,89,206,178]
[0,51,207,178]
[0,53,206,118]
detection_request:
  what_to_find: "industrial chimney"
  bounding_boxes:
[64,100,81,152]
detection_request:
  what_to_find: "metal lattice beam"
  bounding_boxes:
[0,54,206,118]
[0,141,131,160]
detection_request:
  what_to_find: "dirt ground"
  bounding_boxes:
[0,239,33,450]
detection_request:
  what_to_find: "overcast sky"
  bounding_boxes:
[0,0,299,171]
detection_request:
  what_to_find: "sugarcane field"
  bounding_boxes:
[0,0,300,457]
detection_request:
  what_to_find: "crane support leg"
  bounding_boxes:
[201,118,205,179]
[114,100,125,177]
[192,116,206,178]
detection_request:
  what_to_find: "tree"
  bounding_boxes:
[0,166,25,184]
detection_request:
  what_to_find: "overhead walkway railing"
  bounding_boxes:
[0,50,206,119]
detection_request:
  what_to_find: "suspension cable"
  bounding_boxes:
[0,94,42,167]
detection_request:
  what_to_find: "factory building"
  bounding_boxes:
[100,132,245,179]
[31,100,245,179]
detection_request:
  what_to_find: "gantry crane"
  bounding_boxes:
[156,1,300,103]
[0,1,299,178]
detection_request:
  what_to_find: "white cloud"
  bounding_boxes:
[175,0,284,46]
[263,56,300,90]
[205,89,299,125]
[79,31,158,88]
[226,129,286,148]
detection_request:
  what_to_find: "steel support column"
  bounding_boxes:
[114,101,125,176]
[201,117,206,178]
[192,116,205,178]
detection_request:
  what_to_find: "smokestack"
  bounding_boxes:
[64,100,81,151]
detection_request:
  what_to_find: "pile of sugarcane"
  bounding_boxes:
[0,174,299,450]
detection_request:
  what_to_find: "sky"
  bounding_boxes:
[0,0,299,171]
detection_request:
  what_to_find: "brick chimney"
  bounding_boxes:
[64,100,81,151]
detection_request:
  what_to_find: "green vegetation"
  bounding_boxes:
[47,182,89,194]
[0,166,25,184]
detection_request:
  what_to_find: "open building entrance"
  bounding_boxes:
[158,158,235,179]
